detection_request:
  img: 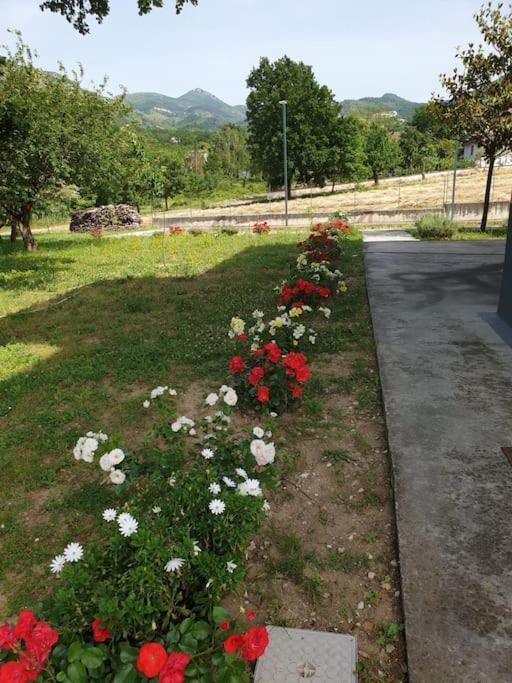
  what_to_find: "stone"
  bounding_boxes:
[69,204,142,232]
[254,626,357,682]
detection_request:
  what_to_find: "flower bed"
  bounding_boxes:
[252,221,271,234]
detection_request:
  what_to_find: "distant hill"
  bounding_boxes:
[125,88,246,131]
[340,93,423,121]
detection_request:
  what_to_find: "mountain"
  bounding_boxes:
[340,93,423,121]
[125,88,246,131]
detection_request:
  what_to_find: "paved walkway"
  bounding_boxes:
[362,228,417,242]
[364,240,512,682]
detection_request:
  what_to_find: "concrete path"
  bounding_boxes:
[364,240,512,682]
[362,228,417,242]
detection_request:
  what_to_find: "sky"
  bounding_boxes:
[1,0,486,105]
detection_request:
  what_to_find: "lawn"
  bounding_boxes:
[0,230,405,681]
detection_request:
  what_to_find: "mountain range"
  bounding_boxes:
[125,89,423,131]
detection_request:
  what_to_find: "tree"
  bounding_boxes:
[246,56,342,194]
[206,125,250,180]
[434,1,512,231]
[365,123,402,184]
[40,0,198,33]
[334,115,368,186]
[400,126,439,178]
[159,155,186,210]
[0,35,134,250]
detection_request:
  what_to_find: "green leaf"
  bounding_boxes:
[179,633,198,654]
[67,642,83,663]
[67,661,88,683]
[212,606,230,625]
[113,664,137,683]
[179,617,194,634]
[81,646,106,669]
[119,642,138,664]
[191,620,211,640]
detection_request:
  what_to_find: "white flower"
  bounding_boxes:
[150,386,167,399]
[226,561,237,574]
[236,468,248,479]
[143,400,150,408]
[223,388,238,407]
[309,335,316,344]
[228,317,245,338]
[189,428,196,436]
[205,392,219,406]
[209,482,221,495]
[87,431,108,443]
[209,499,225,515]
[270,412,278,418]
[319,306,331,318]
[169,388,177,396]
[168,475,177,487]
[238,478,262,497]
[222,476,236,488]
[165,558,185,573]
[250,439,276,466]
[192,541,201,556]
[202,448,215,460]
[63,542,83,563]
[293,324,306,339]
[252,310,264,319]
[110,469,126,485]
[118,512,138,537]
[263,500,271,512]
[50,554,66,574]
[99,453,114,472]
[252,426,264,438]
[171,421,182,432]
[152,506,161,514]
[109,449,125,465]
[102,508,117,522]
[219,385,230,394]
[73,436,99,462]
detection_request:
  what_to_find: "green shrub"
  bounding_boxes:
[220,227,238,235]
[415,214,456,239]
[188,228,206,236]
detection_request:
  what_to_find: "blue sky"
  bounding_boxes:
[2,0,485,105]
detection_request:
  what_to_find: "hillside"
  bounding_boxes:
[125,88,246,131]
[340,93,423,121]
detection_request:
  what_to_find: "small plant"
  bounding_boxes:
[189,228,206,236]
[169,225,184,234]
[221,227,238,235]
[322,448,355,464]
[326,548,369,573]
[89,228,103,240]
[253,221,271,234]
[376,621,404,646]
[415,214,456,239]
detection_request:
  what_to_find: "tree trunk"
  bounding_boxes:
[373,169,379,185]
[164,196,169,211]
[20,203,37,251]
[10,219,19,242]
[481,154,496,232]
[331,180,336,193]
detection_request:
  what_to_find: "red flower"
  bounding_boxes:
[136,643,168,678]
[18,653,41,682]
[264,342,281,363]
[240,626,269,661]
[14,610,37,641]
[0,661,28,683]
[0,623,18,651]
[24,622,58,663]
[223,633,245,654]
[220,621,230,631]
[229,355,246,374]
[246,611,255,621]
[291,384,303,399]
[248,366,265,386]
[159,652,191,683]
[256,385,270,403]
[238,333,249,341]
[283,352,308,371]
[91,618,111,643]
[295,365,310,384]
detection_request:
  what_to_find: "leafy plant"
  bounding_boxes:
[415,214,456,239]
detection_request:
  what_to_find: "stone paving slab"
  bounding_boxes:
[364,239,512,682]
[362,228,417,242]
[254,626,357,682]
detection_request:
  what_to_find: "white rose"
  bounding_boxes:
[99,453,114,472]
[109,448,125,465]
[223,388,238,406]
[171,421,182,432]
[250,440,276,466]
[205,393,219,406]
[110,469,126,485]
[253,426,265,438]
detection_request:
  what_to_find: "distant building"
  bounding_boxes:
[462,141,512,167]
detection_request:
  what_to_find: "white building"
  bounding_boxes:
[463,141,512,167]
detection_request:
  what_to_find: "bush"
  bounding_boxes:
[415,214,456,239]
[221,227,238,236]
[189,228,206,236]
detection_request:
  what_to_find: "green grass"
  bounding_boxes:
[408,225,508,240]
[0,229,366,614]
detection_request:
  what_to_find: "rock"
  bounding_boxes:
[70,204,142,233]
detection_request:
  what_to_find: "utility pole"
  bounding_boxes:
[497,193,512,327]
[449,139,460,220]
[279,100,289,227]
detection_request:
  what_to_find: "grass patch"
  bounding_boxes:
[326,548,370,573]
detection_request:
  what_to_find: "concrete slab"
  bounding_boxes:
[362,228,417,242]
[364,239,512,682]
[254,626,357,682]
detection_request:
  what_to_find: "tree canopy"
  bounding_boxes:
[39,0,198,33]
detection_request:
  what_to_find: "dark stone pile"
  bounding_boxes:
[70,205,142,232]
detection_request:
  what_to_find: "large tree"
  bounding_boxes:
[434,1,512,231]
[40,0,198,33]
[0,36,133,250]
[246,56,342,194]
[365,122,402,184]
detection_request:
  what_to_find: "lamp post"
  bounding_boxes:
[279,100,289,227]
[449,139,460,220]
[497,108,512,326]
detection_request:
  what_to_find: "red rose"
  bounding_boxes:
[295,366,310,384]
[256,385,270,403]
[0,623,18,651]
[91,618,111,643]
[24,622,58,663]
[291,385,303,399]
[264,342,281,363]
[248,366,265,386]
[240,626,269,661]
[229,355,246,374]
[283,352,308,371]
[0,661,28,683]
[136,643,168,678]
[220,621,230,631]
[18,653,41,682]
[223,633,245,654]
[237,333,248,341]
[14,610,37,641]
[246,611,255,621]
[159,652,191,683]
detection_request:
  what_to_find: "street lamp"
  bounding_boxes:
[279,100,289,227]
